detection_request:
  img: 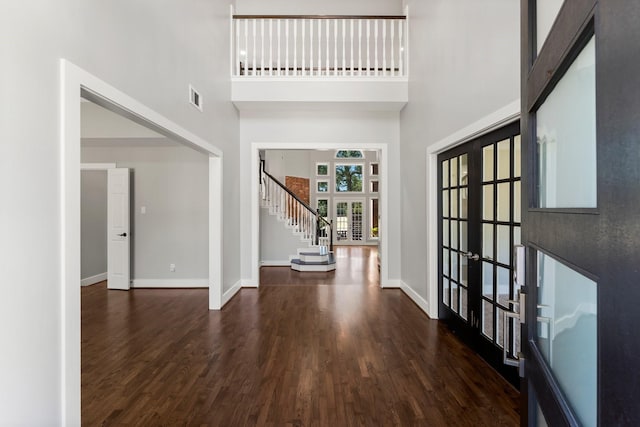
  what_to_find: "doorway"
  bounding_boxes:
[438,121,521,385]
[335,199,365,244]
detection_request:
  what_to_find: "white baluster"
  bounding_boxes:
[333,19,339,76]
[375,20,379,77]
[261,19,265,75]
[244,19,248,76]
[382,20,387,76]
[277,19,281,76]
[252,20,257,76]
[269,19,273,76]
[350,19,354,76]
[293,20,297,75]
[235,19,240,76]
[325,19,331,75]
[399,20,403,77]
[390,20,395,76]
[358,19,362,76]
[318,19,322,76]
[301,20,306,76]
[341,20,346,75]
[285,20,289,76]
[366,20,371,76]
[309,20,314,76]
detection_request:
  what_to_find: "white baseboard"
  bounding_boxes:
[81,272,107,287]
[260,260,291,266]
[381,278,401,288]
[241,279,259,288]
[401,281,437,319]
[221,280,242,307]
[130,278,208,288]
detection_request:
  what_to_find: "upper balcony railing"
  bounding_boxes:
[230,9,408,78]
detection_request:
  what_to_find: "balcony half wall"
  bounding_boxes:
[230,13,408,112]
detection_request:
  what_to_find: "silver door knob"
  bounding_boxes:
[464,251,480,261]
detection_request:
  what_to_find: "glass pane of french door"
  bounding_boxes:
[351,201,363,241]
[441,153,469,320]
[480,135,521,355]
[336,202,348,241]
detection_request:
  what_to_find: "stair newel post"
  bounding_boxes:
[330,219,334,252]
[315,214,320,246]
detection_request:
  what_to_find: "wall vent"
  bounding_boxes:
[189,85,203,112]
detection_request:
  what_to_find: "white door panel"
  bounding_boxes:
[107,168,130,290]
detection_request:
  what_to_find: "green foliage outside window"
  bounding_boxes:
[335,165,363,192]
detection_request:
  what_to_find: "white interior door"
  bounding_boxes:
[107,168,130,290]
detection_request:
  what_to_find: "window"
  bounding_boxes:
[317,199,328,218]
[316,163,329,176]
[370,180,379,193]
[370,163,379,176]
[317,180,329,192]
[370,198,379,238]
[336,150,364,159]
[335,164,363,192]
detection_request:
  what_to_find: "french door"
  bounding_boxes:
[521,1,640,425]
[439,122,521,386]
[335,199,364,244]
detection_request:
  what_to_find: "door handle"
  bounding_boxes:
[118,232,127,237]
[503,311,520,367]
[463,251,480,261]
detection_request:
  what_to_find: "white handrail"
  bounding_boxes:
[231,15,408,78]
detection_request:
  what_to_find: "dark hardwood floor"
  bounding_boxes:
[82,246,519,426]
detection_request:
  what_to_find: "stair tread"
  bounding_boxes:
[299,251,332,256]
[291,257,336,266]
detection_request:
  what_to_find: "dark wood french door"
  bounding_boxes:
[521,1,640,425]
[438,121,521,386]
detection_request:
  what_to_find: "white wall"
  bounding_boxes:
[0,0,239,423]
[399,0,520,314]
[81,171,108,280]
[241,110,401,285]
[235,0,403,15]
[265,150,311,183]
[82,145,209,282]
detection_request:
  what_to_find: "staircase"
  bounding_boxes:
[260,161,336,272]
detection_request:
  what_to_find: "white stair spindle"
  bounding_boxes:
[390,20,395,76]
[269,19,273,76]
[309,20,314,76]
[350,19,354,76]
[301,20,306,76]
[328,20,332,75]
[235,19,240,76]
[261,19,265,75]
[399,20,404,77]
[285,20,289,76]
[358,19,362,76]
[318,19,322,76]
[366,20,371,76]
[293,20,297,75]
[252,20,257,76]
[341,20,345,75]
[333,19,339,76]
[244,19,248,75]
[277,20,281,76]
[375,20,379,77]
[382,20,387,76]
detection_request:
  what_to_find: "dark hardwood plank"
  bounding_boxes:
[82,247,518,426]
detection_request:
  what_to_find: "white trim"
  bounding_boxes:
[315,162,329,176]
[60,59,223,426]
[81,272,107,287]
[260,260,291,266]
[425,100,520,318]
[80,163,116,170]
[131,279,208,288]
[250,142,392,289]
[400,281,436,319]
[381,278,401,288]
[222,280,242,307]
